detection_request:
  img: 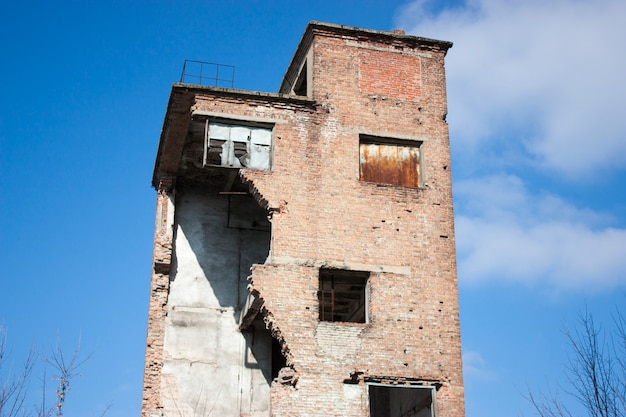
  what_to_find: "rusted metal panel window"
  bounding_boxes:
[359,136,422,187]
[319,269,369,323]
[204,121,272,170]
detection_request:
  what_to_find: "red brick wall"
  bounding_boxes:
[359,49,421,101]
[142,182,174,417]
[243,30,463,416]
[144,24,463,417]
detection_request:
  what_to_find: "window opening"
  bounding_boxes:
[293,60,308,96]
[369,384,436,417]
[319,269,369,323]
[204,121,272,171]
[359,135,422,187]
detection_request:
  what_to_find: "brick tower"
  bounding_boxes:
[142,21,463,417]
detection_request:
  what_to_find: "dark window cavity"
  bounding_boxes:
[319,269,369,323]
[369,384,436,417]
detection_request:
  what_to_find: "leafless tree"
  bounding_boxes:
[43,338,93,417]
[0,326,35,417]
[0,326,106,417]
[530,308,626,417]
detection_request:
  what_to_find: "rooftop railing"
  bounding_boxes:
[180,60,235,88]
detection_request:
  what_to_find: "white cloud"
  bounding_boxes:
[396,0,626,293]
[454,174,626,292]
[398,0,626,178]
[463,349,497,382]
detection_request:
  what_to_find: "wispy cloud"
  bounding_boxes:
[463,349,497,382]
[454,174,626,291]
[398,0,626,179]
[397,0,626,293]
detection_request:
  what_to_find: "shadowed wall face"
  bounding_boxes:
[161,187,272,416]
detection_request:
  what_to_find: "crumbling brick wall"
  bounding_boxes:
[142,22,463,417]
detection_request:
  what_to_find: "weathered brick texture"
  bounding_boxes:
[142,21,464,417]
[142,181,174,417]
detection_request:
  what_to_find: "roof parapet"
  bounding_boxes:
[279,21,453,94]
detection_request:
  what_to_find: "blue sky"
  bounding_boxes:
[1,1,625,416]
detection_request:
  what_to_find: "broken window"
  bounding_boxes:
[369,384,437,417]
[204,121,272,170]
[359,135,422,187]
[318,269,369,323]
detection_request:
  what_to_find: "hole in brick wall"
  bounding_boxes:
[369,384,437,417]
[271,336,287,379]
[318,269,369,323]
[245,317,291,387]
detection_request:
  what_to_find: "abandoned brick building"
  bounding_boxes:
[142,21,464,417]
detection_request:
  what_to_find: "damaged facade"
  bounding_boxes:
[142,21,464,417]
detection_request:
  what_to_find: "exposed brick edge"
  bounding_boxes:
[241,172,299,388]
[141,179,175,417]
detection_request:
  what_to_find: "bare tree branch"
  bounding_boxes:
[1,327,106,417]
[44,336,92,417]
[529,307,626,417]
[0,326,36,417]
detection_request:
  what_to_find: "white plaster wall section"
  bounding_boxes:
[161,186,272,417]
[169,190,270,311]
[166,193,175,237]
[164,310,243,362]
[227,194,271,311]
[241,326,272,414]
[168,191,240,308]
[161,311,245,414]
[161,360,239,417]
[161,306,271,416]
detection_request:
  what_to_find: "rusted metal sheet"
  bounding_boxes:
[359,143,421,187]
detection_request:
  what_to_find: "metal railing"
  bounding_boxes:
[180,60,235,88]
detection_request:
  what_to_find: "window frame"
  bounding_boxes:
[367,383,437,417]
[359,135,423,188]
[203,120,273,171]
[318,269,370,324]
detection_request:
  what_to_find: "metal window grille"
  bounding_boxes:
[318,270,368,323]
